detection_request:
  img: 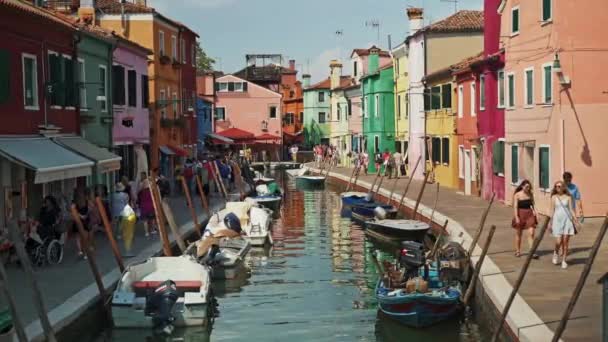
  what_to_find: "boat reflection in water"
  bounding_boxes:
[104,326,210,342]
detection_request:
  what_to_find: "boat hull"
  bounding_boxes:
[112,303,211,329]
[296,176,325,189]
[365,220,430,241]
[351,205,398,220]
[249,196,281,213]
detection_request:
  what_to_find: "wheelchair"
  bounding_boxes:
[25,222,65,267]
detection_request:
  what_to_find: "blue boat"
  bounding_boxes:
[341,192,398,219]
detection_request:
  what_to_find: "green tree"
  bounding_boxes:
[195,42,215,72]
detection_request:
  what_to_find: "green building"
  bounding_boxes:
[361,48,396,173]
[302,74,331,147]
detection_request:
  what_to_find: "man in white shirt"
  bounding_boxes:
[393,151,404,178]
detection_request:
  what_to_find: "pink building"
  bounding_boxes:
[214,74,282,148]
[501,0,608,216]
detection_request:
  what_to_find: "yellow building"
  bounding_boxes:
[97,2,184,175]
[422,68,458,189]
[392,42,409,162]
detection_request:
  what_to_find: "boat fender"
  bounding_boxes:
[223,213,242,234]
[374,207,387,220]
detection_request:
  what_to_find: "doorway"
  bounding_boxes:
[464,150,472,195]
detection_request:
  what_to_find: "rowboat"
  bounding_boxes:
[350,203,398,221]
[366,220,431,241]
[295,175,326,188]
[185,237,251,280]
[112,256,213,334]
[205,202,273,247]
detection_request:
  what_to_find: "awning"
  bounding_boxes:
[53,136,122,173]
[169,145,188,157]
[206,134,234,144]
[0,137,93,184]
[255,133,281,141]
[159,145,175,155]
[217,127,255,141]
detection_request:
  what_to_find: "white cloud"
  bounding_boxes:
[307,47,353,84]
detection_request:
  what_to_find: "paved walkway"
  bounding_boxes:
[316,165,606,342]
[0,192,225,340]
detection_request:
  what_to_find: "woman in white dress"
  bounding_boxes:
[550,181,580,269]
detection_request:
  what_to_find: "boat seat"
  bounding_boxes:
[132,280,202,291]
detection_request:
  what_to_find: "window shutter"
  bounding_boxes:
[431,86,441,110]
[0,50,9,104]
[431,137,440,163]
[511,145,519,183]
[539,147,550,189]
[128,70,137,107]
[48,54,62,106]
[228,82,235,91]
[63,57,74,107]
[112,65,125,105]
[141,75,149,107]
[423,89,430,111]
[242,82,248,92]
[492,142,500,174]
[543,0,551,21]
[214,82,220,91]
[544,66,552,103]
[441,84,451,109]
[442,137,450,164]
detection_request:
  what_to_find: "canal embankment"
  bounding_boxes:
[312,164,606,342]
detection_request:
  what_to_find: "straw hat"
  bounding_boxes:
[116,182,126,192]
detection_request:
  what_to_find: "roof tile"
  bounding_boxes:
[422,10,483,34]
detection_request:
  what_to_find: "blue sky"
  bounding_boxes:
[149,0,482,82]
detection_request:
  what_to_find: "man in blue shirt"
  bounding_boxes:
[563,172,584,222]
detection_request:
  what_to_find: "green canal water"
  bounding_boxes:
[96,171,486,341]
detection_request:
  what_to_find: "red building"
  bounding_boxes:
[281,76,304,145]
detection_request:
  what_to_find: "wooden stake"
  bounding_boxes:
[463,225,496,306]
[551,214,608,342]
[345,165,359,192]
[181,177,200,238]
[397,157,421,212]
[352,164,362,190]
[69,206,107,309]
[148,177,172,257]
[429,182,440,223]
[160,199,187,253]
[95,197,124,272]
[213,162,228,198]
[0,225,29,342]
[412,169,431,220]
[208,161,222,198]
[231,161,246,200]
[430,219,449,258]
[195,174,211,217]
[386,171,400,205]
[467,193,496,258]
[325,156,335,177]
[491,217,550,342]
[368,169,381,197]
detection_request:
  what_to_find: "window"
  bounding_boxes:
[511,144,519,184]
[218,82,228,92]
[431,86,441,110]
[507,73,515,108]
[159,89,166,118]
[471,82,476,116]
[542,0,552,22]
[458,145,465,178]
[498,70,505,108]
[397,95,401,118]
[112,65,126,106]
[374,136,380,154]
[405,94,410,118]
[441,83,451,109]
[159,31,165,56]
[511,7,520,35]
[457,85,464,117]
[363,96,368,117]
[141,75,149,108]
[353,61,358,77]
[492,139,505,176]
[48,52,61,106]
[215,107,225,120]
[524,68,534,107]
[318,112,326,123]
[22,53,38,109]
[539,146,550,190]
[63,56,75,108]
[269,106,277,118]
[228,82,235,91]
[234,82,243,92]
[128,70,137,107]
[0,50,9,104]
[180,38,186,64]
[171,35,177,60]
[431,137,441,164]
[318,92,325,102]
[375,94,379,117]
[191,43,196,67]
[299,112,304,123]
[97,65,107,112]
[441,137,450,164]
[472,146,478,180]
[78,59,86,110]
[172,92,178,116]
[542,64,553,104]
[479,74,486,110]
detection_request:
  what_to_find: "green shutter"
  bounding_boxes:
[441,83,451,109]
[544,66,552,103]
[512,9,519,33]
[539,147,550,189]
[542,0,552,21]
[228,82,234,91]
[479,76,485,109]
[243,82,248,92]
[23,57,34,106]
[64,57,74,107]
[424,89,430,111]
[442,137,450,164]
[511,145,519,183]
[48,54,62,106]
[0,50,9,104]
[526,70,533,105]
[508,75,515,107]
[431,86,441,110]
[492,141,505,175]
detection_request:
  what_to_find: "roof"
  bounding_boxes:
[452,52,484,74]
[306,78,331,90]
[0,0,75,29]
[351,46,391,58]
[217,128,255,140]
[336,76,356,90]
[233,64,296,82]
[74,22,152,54]
[410,10,483,40]
[422,65,453,84]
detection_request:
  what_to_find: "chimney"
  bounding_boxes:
[289,59,296,71]
[367,47,380,75]
[407,7,424,36]
[135,0,147,6]
[329,60,343,90]
[78,0,96,24]
[302,74,311,88]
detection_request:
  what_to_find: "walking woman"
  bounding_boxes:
[550,181,580,269]
[511,180,538,258]
[137,179,156,237]
[72,189,92,258]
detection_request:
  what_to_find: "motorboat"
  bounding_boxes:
[350,203,398,221]
[286,168,307,178]
[205,202,273,247]
[246,182,283,214]
[185,236,251,280]
[112,256,214,334]
[366,220,431,242]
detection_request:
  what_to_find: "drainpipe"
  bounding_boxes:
[73,30,82,135]
[42,41,49,129]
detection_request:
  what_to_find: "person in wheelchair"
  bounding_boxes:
[25,195,64,265]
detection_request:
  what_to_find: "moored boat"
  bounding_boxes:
[295,175,326,188]
[186,236,251,280]
[205,202,273,247]
[350,203,398,220]
[366,220,431,242]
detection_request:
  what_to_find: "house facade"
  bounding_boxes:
[328,60,355,164]
[344,84,363,155]
[180,27,199,158]
[196,72,216,154]
[303,75,331,147]
[500,0,608,216]
[406,8,484,180]
[392,42,410,161]
[281,76,304,147]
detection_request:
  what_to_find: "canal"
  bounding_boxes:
[97,171,486,341]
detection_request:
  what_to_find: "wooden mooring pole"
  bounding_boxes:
[181,177,201,238]
[463,225,496,306]
[551,214,608,342]
[195,174,211,217]
[373,172,386,201]
[345,164,359,192]
[412,169,431,220]
[0,252,28,342]
[386,171,400,205]
[148,177,172,256]
[491,217,550,342]
[368,169,381,197]
[429,183,440,224]
[430,219,449,258]
[467,193,496,258]
[396,157,421,212]
[160,199,187,253]
[95,197,125,272]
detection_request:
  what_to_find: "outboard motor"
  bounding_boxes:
[199,243,221,266]
[398,241,428,280]
[374,206,387,220]
[223,213,242,234]
[145,280,179,335]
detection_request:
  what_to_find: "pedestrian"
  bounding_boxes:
[119,197,137,258]
[374,151,382,174]
[382,149,391,175]
[111,183,129,240]
[86,187,102,233]
[71,189,92,258]
[120,176,132,206]
[550,180,580,269]
[362,150,369,175]
[393,150,404,178]
[137,179,156,237]
[290,145,299,162]
[563,172,584,223]
[511,180,538,258]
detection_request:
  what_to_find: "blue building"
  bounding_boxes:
[197,97,214,155]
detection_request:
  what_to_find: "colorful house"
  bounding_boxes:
[361,48,395,173]
[500,0,608,216]
[303,75,331,147]
[406,8,484,180]
[453,53,484,196]
[328,60,355,164]
[180,27,199,158]
[196,72,217,154]
[392,42,410,160]
[281,70,304,148]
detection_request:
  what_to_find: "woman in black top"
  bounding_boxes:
[72,189,91,258]
[512,180,538,258]
[38,196,60,239]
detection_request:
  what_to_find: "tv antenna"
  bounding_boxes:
[365,19,381,44]
[440,0,459,13]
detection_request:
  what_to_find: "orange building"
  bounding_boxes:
[281,79,304,145]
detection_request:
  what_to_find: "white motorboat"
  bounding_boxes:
[112,256,213,334]
[205,202,273,247]
[186,237,251,280]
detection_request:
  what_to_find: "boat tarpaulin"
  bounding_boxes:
[53,136,122,173]
[159,145,175,155]
[0,137,93,184]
